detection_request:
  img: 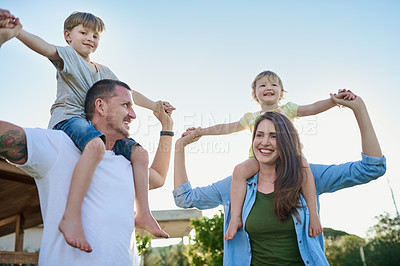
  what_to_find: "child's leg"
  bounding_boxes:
[58,137,105,252]
[301,156,323,237]
[130,145,169,238]
[225,157,260,241]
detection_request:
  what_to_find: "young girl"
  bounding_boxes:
[188,70,355,241]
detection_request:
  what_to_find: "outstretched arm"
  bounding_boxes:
[5,11,60,61]
[148,101,174,189]
[330,93,382,158]
[297,90,357,117]
[17,27,60,61]
[131,90,158,112]
[0,121,27,165]
[185,121,245,137]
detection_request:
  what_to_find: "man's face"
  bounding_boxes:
[104,85,136,138]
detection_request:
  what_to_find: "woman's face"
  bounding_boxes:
[253,119,279,165]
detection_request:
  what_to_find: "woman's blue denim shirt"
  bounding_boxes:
[173,154,386,266]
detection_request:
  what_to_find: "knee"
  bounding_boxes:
[84,138,105,159]
[131,145,149,165]
[233,163,246,177]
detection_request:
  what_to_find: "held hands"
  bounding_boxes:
[330,90,363,110]
[183,126,203,137]
[176,127,202,148]
[161,101,176,116]
[0,9,22,46]
[336,89,357,101]
[153,101,173,130]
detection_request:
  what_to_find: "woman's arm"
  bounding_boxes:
[173,128,229,209]
[330,93,382,158]
[174,128,201,189]
[313,93,385,194]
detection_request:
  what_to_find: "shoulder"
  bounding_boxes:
[17,128,74,178]
[240,111,261,127]
[94,62,118,79]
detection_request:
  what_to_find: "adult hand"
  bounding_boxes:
[153,101,173,131]
[161,101,176,116]
[330,91,363,111]
[176,127,202,148]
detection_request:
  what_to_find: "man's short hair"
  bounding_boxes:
[84,79,132,121]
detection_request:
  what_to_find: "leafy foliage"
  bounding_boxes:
[186,210,224,266]
[136,233,152,256]
[142,243,189,266]
[324,212,400,266]
[364,212,400,266]
[324,228,366,266]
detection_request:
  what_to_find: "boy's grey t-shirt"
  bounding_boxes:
[48,46,118,129]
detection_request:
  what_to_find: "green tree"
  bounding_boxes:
[186,210,224,266]
[364,212,400,266]
[324,228,366,266]
[136,233,152,257]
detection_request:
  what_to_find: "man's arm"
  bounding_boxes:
[148,102,173,189]
[0,121,27,165]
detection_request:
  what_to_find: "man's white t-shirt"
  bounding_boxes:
[16,128,137,265]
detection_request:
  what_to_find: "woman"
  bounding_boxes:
[173,93,386,265]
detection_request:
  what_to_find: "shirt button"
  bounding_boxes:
[296,222,298,225]
[306,261,310,264]
[299,241,302,243]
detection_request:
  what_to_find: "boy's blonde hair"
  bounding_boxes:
[64,12,105,44]
[251,70,287,103]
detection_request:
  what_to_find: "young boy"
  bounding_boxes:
[10,11,174,252]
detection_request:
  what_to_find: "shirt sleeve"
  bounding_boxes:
[310,153,387,195]
[49,46,79,73]
[14,128,61,179]
[282,102,299,120]
[239,112,253,130]
[173,177,231,210]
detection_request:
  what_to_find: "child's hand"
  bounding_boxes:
[0,9,16,28]
[161,101,176,116]
[337,88,357,101]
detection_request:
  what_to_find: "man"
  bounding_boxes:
[0,80,174,265]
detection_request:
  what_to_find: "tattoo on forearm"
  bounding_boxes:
[0,129,27,161]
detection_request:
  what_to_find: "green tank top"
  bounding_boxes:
[245,191,304,266]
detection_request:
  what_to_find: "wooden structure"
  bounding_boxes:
[0,159,41,264]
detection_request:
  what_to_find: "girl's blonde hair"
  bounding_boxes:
[251,71,287,103]
[64,12,105,44]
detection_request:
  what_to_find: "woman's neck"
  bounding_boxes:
[258,164,276,183]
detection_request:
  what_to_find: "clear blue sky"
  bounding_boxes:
[1,0,399,239]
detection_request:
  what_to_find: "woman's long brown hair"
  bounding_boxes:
[252,112,304,221]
